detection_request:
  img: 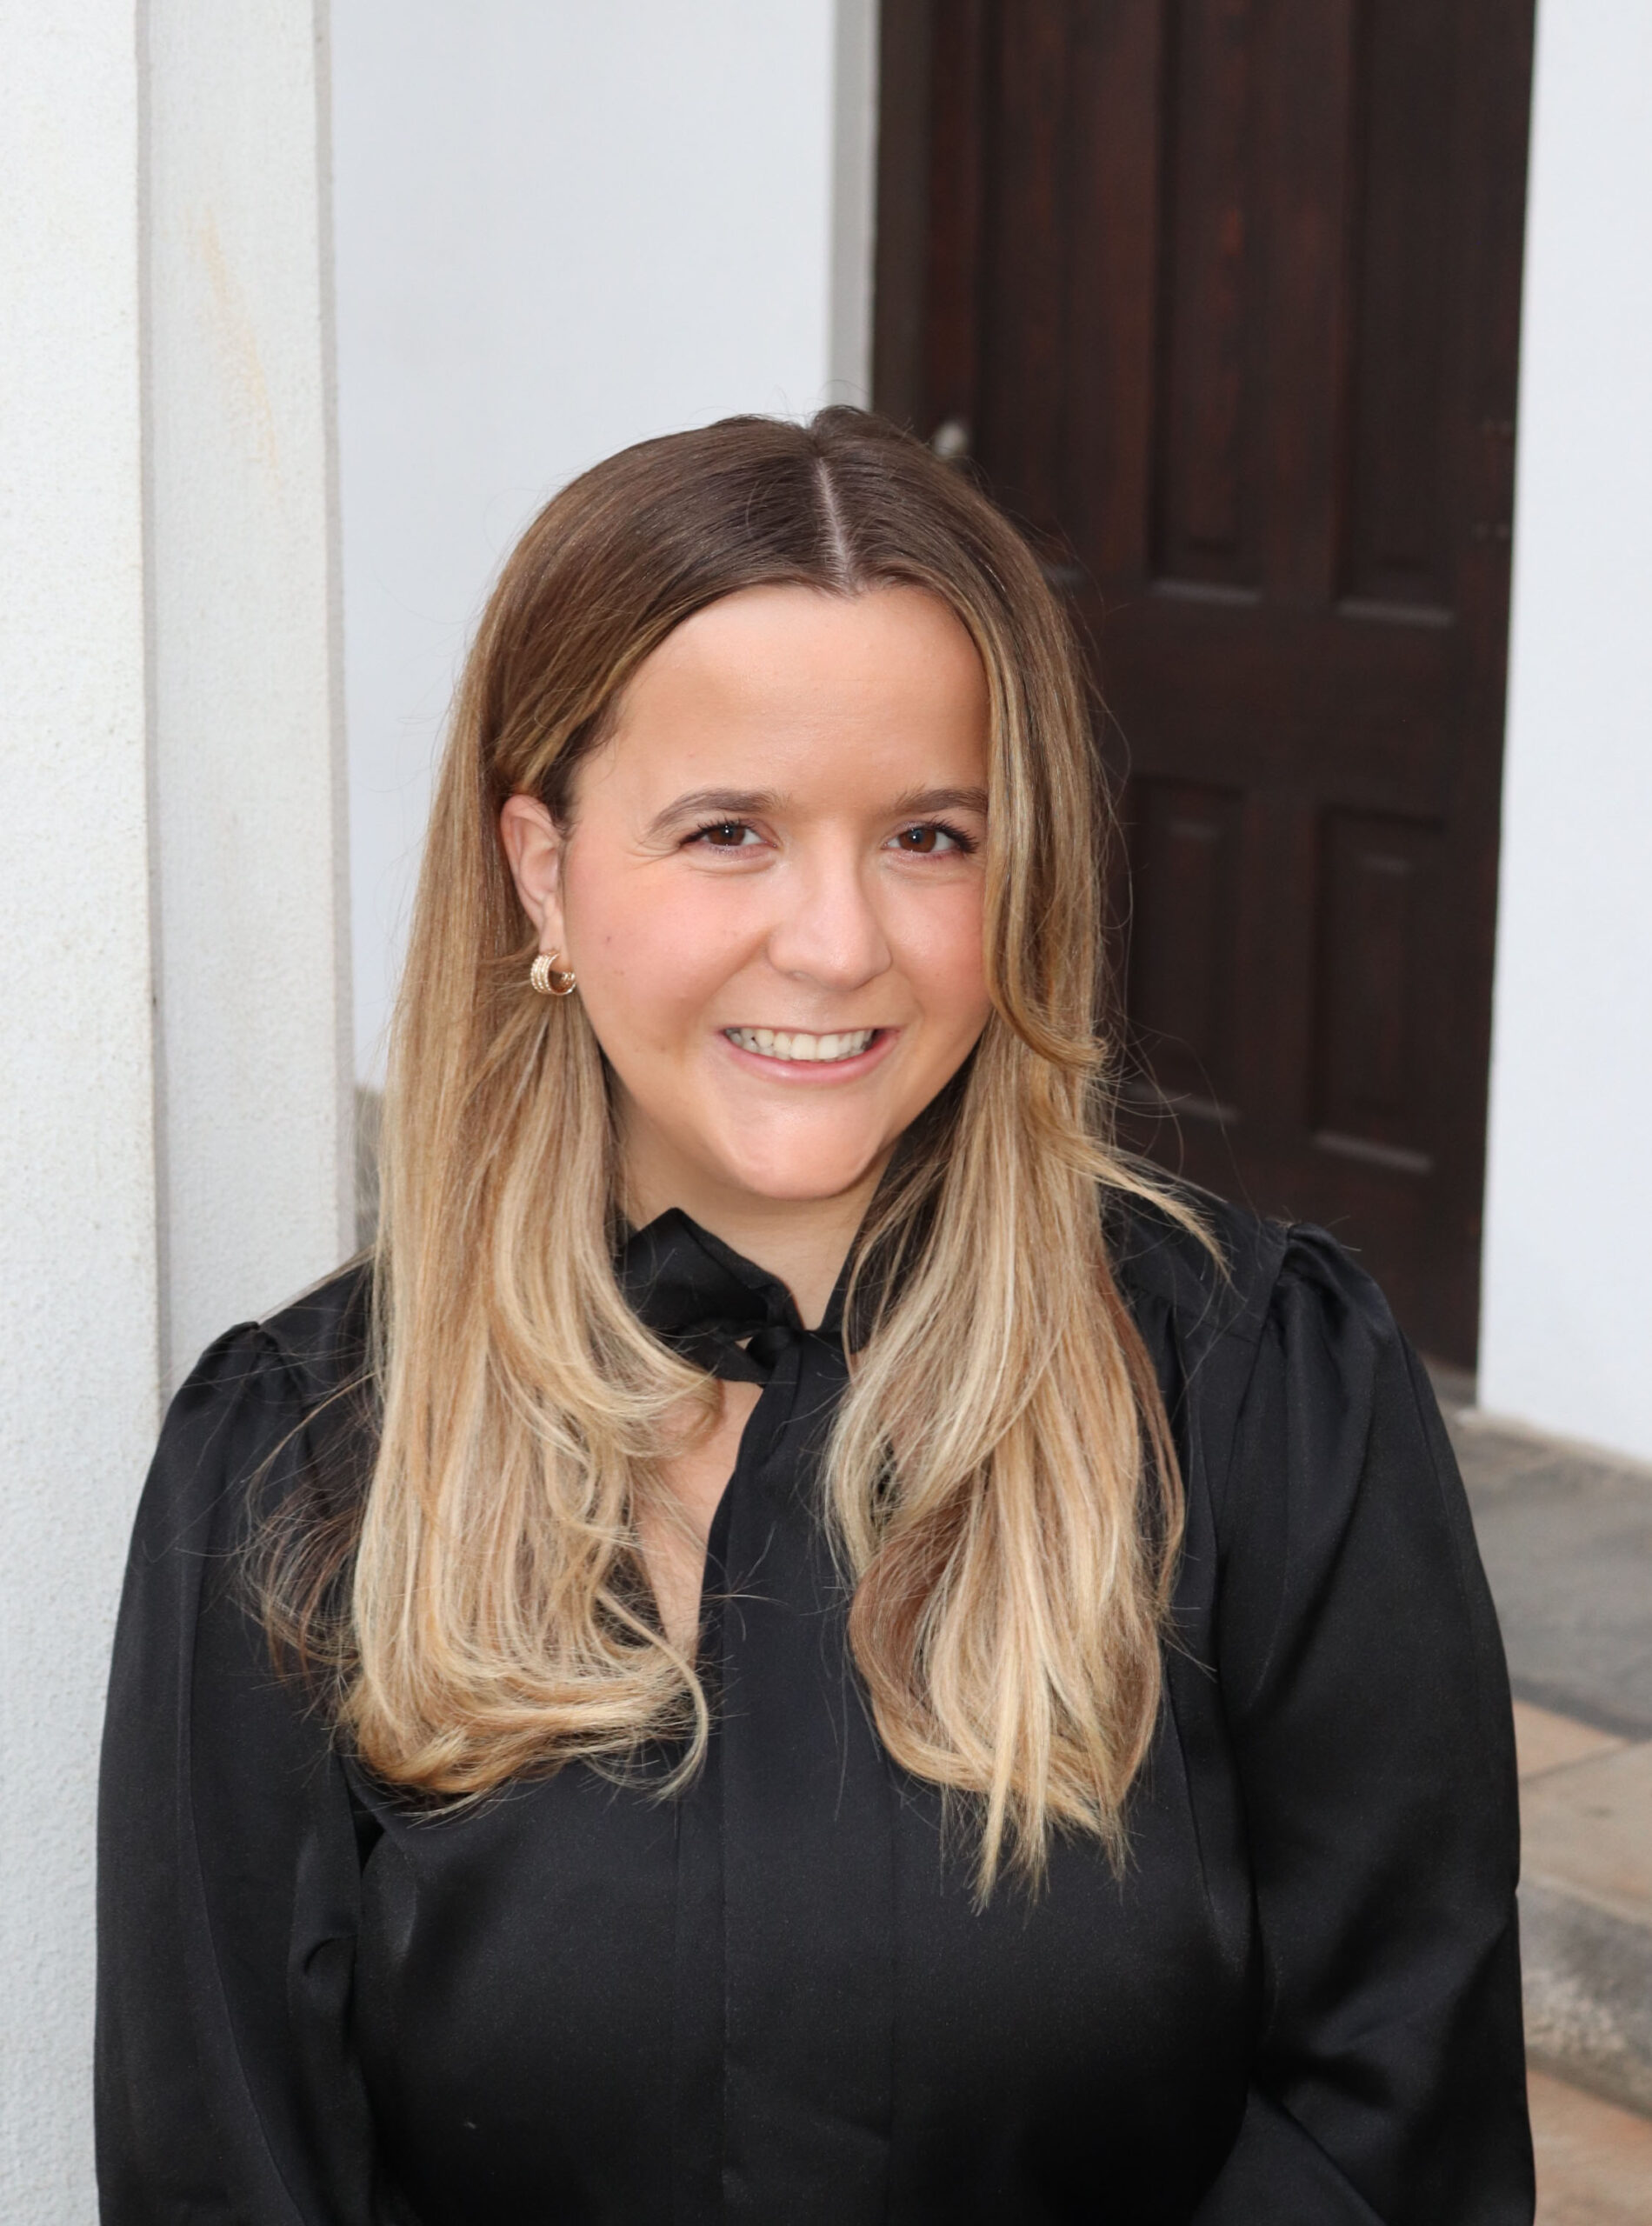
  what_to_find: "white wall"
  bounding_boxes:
[1480,0,1652,1463]
[332,0,877,1083]
[0,15,156,2210]
[0,8,350,2217]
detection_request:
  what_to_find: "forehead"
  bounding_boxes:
[608,583,989,766]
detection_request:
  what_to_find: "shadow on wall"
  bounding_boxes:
[355,1086,382,1253]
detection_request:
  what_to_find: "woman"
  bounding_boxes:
[97,409,1533,2223]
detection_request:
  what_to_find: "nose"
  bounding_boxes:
[763,840,893,991]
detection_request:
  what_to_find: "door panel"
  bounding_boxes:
[1314,809,1446,1165]
[1128,779,1245,1119]
[875,0,1534,1361]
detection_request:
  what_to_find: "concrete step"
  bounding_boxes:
[1515,1701,1652,2118]
[1436,1392,1652,2117]
[1529,2067,1652,2225]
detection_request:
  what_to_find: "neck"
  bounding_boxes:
[621,1150,885,1330]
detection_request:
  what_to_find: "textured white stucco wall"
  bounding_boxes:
[0,9,350,2217]
[147,0,354,1381]
[0,11,156,2215]
[332,0,877,1082]
[1479,0,1652,1463]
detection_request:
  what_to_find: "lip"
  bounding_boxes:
[719,1025,898,1083]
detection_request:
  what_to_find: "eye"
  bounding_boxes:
[889,820,976,856]
[688,818,761,850]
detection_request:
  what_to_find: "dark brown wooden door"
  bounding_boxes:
[876,0,1534,1363]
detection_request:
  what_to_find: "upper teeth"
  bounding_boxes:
[726,1027,876,1063]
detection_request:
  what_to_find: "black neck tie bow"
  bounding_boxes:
[616,1210,849,1385]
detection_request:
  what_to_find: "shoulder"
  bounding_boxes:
[1106,1181,1417,1514]
[133,1257,376,1561]
[1108,1178,1402,1371]
[256,1253,376,1402]
[1107,1179,1285,1372]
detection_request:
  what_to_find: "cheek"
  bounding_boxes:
[894,883,993,1040]
[563,864,748,1046]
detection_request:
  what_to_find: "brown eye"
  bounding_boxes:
[695,820,755,848]
[892,822,974,856]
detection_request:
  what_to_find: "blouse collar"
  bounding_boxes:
[616,1209,855,1384]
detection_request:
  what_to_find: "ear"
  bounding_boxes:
[498,793,568,952]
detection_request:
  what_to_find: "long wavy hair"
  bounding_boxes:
[266,408,1207,1889]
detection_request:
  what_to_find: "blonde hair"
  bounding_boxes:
[268,410,1207,1888]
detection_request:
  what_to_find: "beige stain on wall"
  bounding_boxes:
[193,206,281,488]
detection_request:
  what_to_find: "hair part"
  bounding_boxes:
[261,407,1209,1890]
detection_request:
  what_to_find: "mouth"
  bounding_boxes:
[723,1025,884,1065]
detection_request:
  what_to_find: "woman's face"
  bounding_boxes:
[500,583,994,1224]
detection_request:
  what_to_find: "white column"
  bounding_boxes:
[1480,0,1652,1462]
[148,0,354,1381]
[0,5,350,2216]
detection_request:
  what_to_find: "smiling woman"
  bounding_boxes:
[499,584,995,1305]
[98,410,1534,2223]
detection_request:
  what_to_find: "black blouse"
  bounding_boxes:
[97,1195,1535,2223]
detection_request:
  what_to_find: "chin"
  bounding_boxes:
[719,1142,889,1207]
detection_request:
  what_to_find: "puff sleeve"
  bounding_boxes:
[1192,1228,1533,2222]
[96,1312,381,2224]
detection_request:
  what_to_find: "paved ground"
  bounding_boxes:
[1443,1391,1652,1737]
[1434,1383,1652,2214]
[1530,2069,1652,2224]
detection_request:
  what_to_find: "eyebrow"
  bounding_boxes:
[645,783,989,839]
[890,785,989,817]
[647,789,780,836]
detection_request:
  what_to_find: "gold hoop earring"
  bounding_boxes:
[530,950,577,997]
